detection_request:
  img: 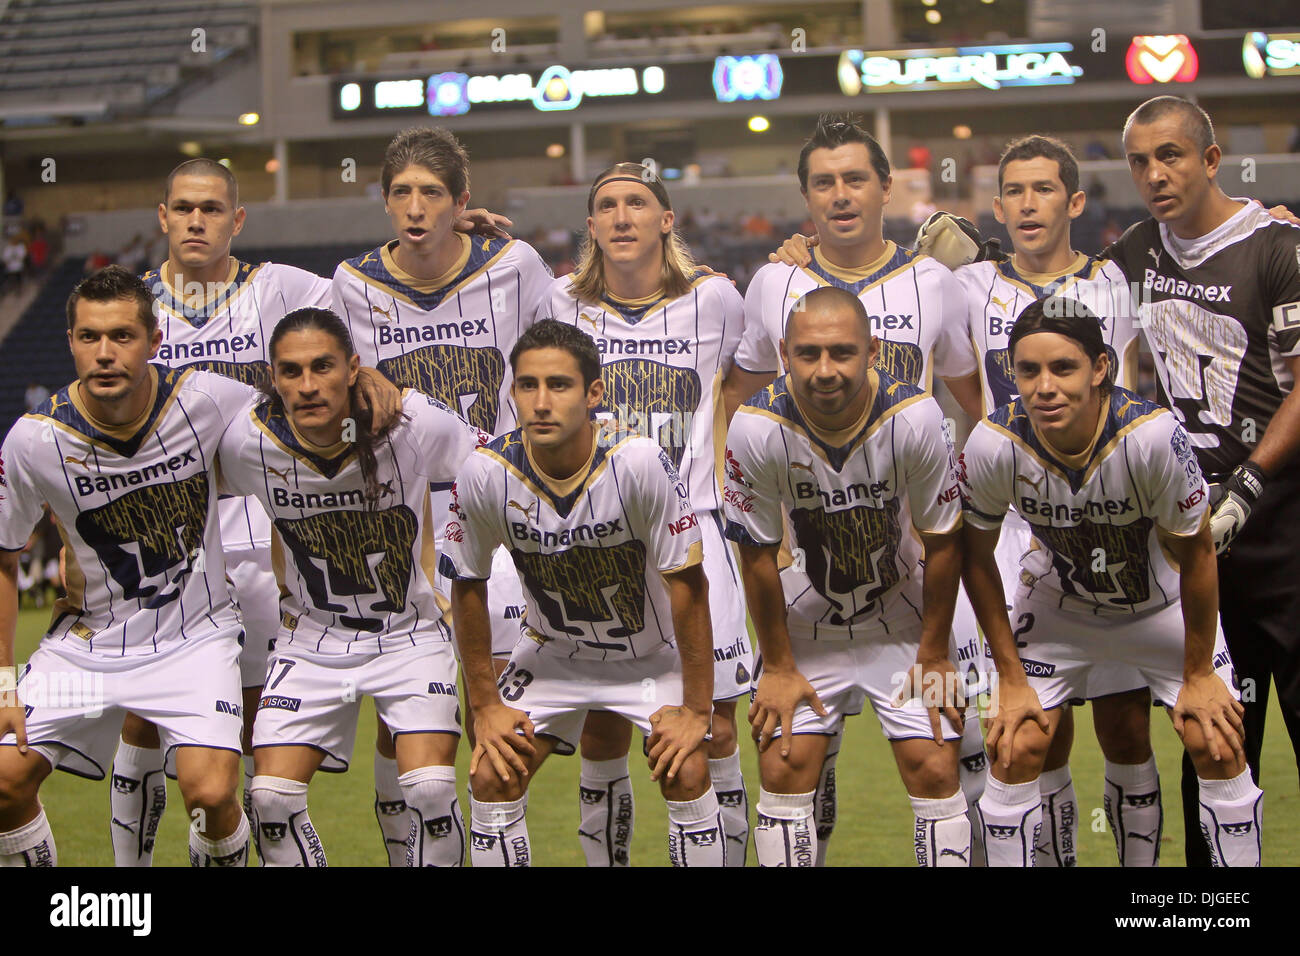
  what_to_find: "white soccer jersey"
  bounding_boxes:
[960,387,1209,616]
[542,271,743,514]
[218,389,486,655]
[0,368,251,656]
[143,259,333,551]
[332,235,553,436]
[733,243,976,390]
[955,254,1139,415]
[440,425,704,662]
[723,371,963,640]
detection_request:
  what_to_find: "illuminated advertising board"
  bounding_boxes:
[1243,32,1300,78]
[712,54,783,101]
[1125,35,1199,83]
[836,43,1084,93]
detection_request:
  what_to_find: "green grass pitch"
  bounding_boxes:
[15,606,1296,866]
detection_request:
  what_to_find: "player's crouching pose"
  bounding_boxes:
[219,308,486,866]
[0,266,252,866]
[961,297,1260,866]
[443,320,725,866]
[724,286,970,867]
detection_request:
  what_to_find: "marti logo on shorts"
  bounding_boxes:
[377,317,491,345]
[72,451,198,496]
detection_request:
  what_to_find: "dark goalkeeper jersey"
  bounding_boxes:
[1104,202,1300,477]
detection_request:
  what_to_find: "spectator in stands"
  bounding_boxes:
[82,249,111,274]
[2,233,26,294]
[23,381,49,413]
[26,225,49,274]
[2,189,22,218]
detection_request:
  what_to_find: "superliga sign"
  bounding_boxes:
[838,42,1084,93]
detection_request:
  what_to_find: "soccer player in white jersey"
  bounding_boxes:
[219,308,486,866]
[725,286,970,867]
[961,296,1260,866]
[443,320,724,867]
[722,114,984,864]
[109,158,400,867]
[331,127,553,864]
[542,163,751,865]
[955,136,1159,867]
[0,267,254,866]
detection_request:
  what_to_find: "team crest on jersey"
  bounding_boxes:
[598,360,702,470]
[789,496,904,625]
[511,540,649,652]
[274,505,419,632]
[378,345,504,433]
[74,472,210,608]
[1031,517,1155,607]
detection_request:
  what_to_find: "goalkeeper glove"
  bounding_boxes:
[913,212,1005,270]
[1208,461,1266,555]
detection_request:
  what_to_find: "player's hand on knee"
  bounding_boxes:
[455,208,513,240]
[984,676,1048,770]
[747,667,825,756]
[0,703,28,754]
[769,233,816,266]
[646,704,710,782]
[1172,671,1246,765]
[469,702,536,782]
[353,367,403,432]
[893,657,965,746]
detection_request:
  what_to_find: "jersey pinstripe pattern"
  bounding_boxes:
[955,255,1139,415]
[723,371,962,640]
[218,389,485,655]
[542,271,743,514]
[142,259,333,551]
[0,368,251,656]
[733,243,976,390]
[331,236,553,437]
[440,425,703,662]
[960,387,1208,616]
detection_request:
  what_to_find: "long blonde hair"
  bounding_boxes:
[567,162,697,304]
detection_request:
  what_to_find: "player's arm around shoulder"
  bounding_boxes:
[402,389,488,484]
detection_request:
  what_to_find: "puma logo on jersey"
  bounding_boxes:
[1116,396,1142,418]
[886,380,904,396]
[359,251,378,267]
[577,312,598,331]
[765,382,786,403]
[265,464,293,483]
[164,369,177,385]
[939,847,970,863]
[507,498,538,522]
[1016,474,1045,495]
[371,304,393,322]
[64,453,91,468]
[499,433,521,452]
[990,295,1013,313]
[49,395,68,414]
[790,461,814,473]
[1147,247,1162,269]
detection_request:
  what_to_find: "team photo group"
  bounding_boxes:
[0,91,1297,868]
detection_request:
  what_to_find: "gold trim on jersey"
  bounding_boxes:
[251,410,356,478]
[68,367,160,441]
[741,371,930,469]
[996,254,1103,299]
[1032,401,1109,472]
[270,527,291,598]
[1079,406,1168,487]
[340,237,514,309]
[483,423,639,511]
[807,242,897,284]
[793,369,876,447]
[1008,251,1089,288]
[420,493,451,617]
[597,273,711,319]
[525,421,601,499]
[41,367,190,455]
[663,539,704,574]
[710,368,727,499]
[53,521,86,621]
[155,260,264,325]
[381,234,471,293]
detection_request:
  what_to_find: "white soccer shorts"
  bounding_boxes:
[495,637,689,756]
[253,640,462,772]
[1009,594,1237,712]
[228,547,279,688]
[757,618,969,742]
[700,510,753,702]
[3,634,244,779]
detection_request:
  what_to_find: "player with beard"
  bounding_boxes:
[443,320,723,867]
[542,163,750,865]
[725,286,970,867]
[961,296,1258,866]
[1105,96,1300,865]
